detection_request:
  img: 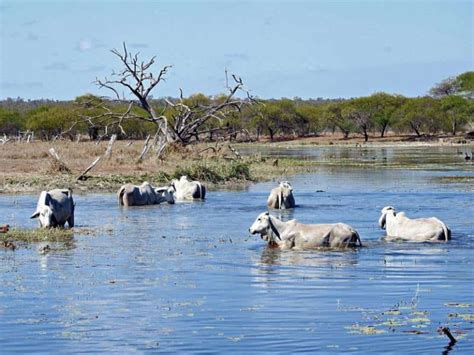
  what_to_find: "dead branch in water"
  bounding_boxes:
[438,326,457,344]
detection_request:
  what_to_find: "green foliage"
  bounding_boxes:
[440,95,473,135]
[429,71,474,99]
[322,101,356,139]
[26,105,77,140]
[456,71,474,97]
[395,97,445,136]
[0,72,472,141]
[172,161,251,183]
[0,108,24,135]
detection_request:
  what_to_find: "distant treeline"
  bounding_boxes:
[1,71,473,142]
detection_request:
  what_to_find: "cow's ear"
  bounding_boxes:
[30,211,40,219]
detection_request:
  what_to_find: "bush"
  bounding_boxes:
[172,161,252,183]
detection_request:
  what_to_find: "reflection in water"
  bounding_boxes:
[258,247,359,269]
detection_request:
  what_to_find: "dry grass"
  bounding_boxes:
[0,140,311,193]
[2,135,469,193]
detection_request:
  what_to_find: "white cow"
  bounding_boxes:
[267,181,296,209]
[118,182,175,206]
[379,206,451,242]
[170,176,206,200]
[249,212,362,250]
[30,189,75,228]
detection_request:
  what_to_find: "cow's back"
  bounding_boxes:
[47,189,74,224]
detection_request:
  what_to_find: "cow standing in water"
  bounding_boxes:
[267,181,295,209]
[30,189,75,228]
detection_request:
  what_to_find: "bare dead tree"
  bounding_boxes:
[94,43,254,155]
[165,70,255,144]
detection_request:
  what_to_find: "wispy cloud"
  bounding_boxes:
[78,65,107,73]
[22,20,38,27]
[77,39,92,52]
[224,53,249,61]
[75,39,107,52]
[2,81,43,89]
[44,62,70,71]
[26,32,39,41]
[129,43,149,49]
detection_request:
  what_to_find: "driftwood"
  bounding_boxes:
[77,156,101,181]
[137,134,151,162]
[104,134,117,159]
[228,144,241,159]
[0,134,10,145]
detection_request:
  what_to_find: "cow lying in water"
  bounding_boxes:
[118,182,175,206]
[30,189,75,228]
[249,212,362,249]
[379,206,451,242]
[267,181,295,209]
[170,176,206,200]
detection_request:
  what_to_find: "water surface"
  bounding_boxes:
[1,145,473,353]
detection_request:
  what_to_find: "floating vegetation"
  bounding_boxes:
[341,284,473,340]
[345,325,386,335]
[2,228,73,243]
[383,309,401,316]
[445,303,473,308]
[449,313,474,321]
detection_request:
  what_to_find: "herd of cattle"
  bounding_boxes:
[26,178,451,250]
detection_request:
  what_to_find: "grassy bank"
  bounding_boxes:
[0,135,472,194]
[0,140,322,193]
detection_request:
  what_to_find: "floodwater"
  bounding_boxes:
[1,146,473,353]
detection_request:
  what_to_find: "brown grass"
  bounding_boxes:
[0,140,300,193]
[1,135,471,194]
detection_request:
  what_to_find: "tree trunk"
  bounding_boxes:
[363,128,369,142]
[411,123,422,137]
[380,124,387,138]
[343,130,349,139]
[452,119,457,136]
[268,128,274,141]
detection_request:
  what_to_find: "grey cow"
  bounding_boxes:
[249,212,362,250]
[30,189,75,228]
[118,182,175,206]
[267,181,295,209]
[379,206,451,242]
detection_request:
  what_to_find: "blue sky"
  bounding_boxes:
[0,0,472,100]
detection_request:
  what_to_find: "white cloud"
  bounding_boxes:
[78,39,92,52]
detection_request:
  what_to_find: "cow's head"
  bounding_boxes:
[30,205,56,228]
[279,181,293,191]
[30,191,56,228]
[379,206,396,230]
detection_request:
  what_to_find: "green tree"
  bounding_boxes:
[322,101,355,139]
[396,97,445,137]
[0,108,24,135]
[26,105,76,140]
[295,104,324,136]
[440,96,473,136]
[430,71,474,99]
[370,93,407,138]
